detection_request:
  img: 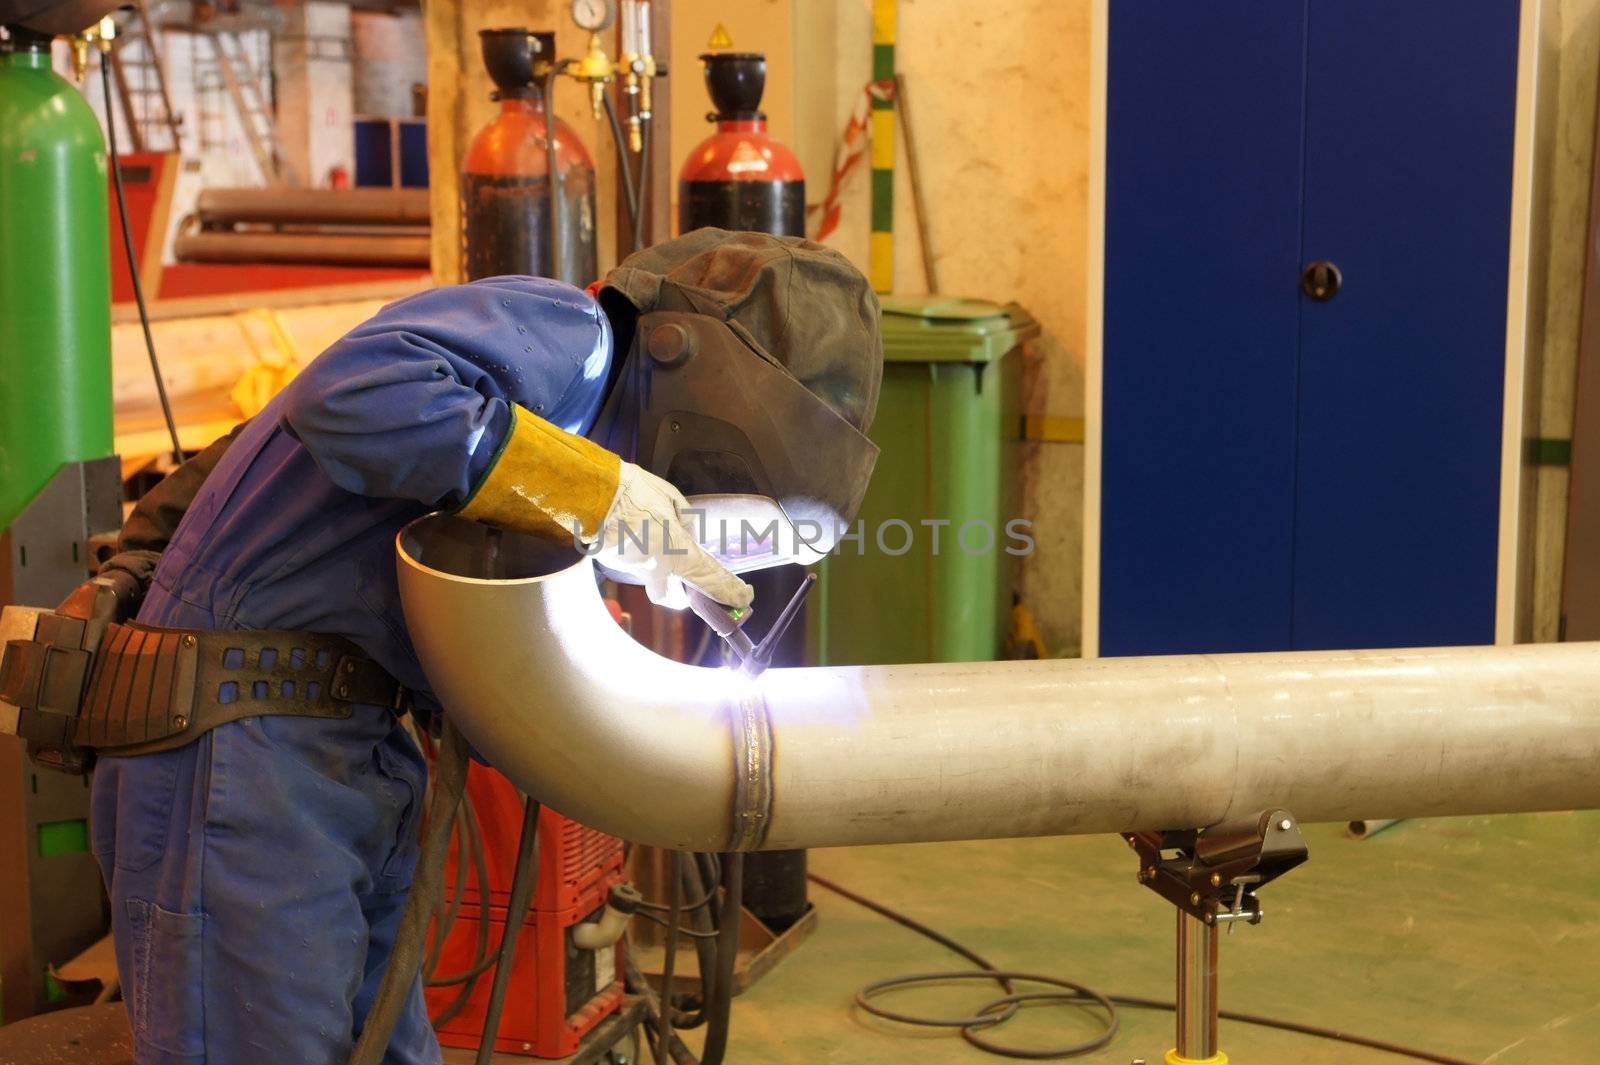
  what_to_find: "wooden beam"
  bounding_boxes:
[111,276,430,323]
[424,0,467,284]
[138,150,179,296]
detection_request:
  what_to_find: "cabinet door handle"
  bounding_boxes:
[1301,260,1342,301]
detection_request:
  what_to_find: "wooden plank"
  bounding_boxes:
[424,0,466,284]
[1499,0,1558,643]
[1080,0,1107,658]
[138,150,179,295]
[111,298,394,468]
[115,418,241,465]
[112,276,429,323]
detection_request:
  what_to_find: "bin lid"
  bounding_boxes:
[878,296,1039,364]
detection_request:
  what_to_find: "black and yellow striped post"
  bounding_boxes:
[870,0,897,293]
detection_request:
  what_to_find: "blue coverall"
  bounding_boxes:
[89,277,614,1064]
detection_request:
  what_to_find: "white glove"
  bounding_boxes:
[591,462,754,611]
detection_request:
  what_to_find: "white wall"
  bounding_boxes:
[351,8,428,118]
[792,0,1094,656]
[274,0,355,187]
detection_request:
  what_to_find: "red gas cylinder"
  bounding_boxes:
[679,52,804,236]
[678,51,813,940]
[463,29,598,284]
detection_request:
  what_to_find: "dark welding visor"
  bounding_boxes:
[590,310,879,570]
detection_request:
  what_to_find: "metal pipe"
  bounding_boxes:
[1174,911,1218,1060]
[1347,818,1403,840]
[395,514,1600,852]
[174,230,430,267]
[195,187,431,227]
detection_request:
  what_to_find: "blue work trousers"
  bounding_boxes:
[89,706,440,1065]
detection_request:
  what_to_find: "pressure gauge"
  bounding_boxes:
[571,0,615,32]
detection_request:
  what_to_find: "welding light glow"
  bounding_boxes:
[540,558,752,717]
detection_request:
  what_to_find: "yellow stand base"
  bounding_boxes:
[1166,1050,1229,1065]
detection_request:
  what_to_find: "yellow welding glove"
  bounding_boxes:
[459,405,621,542]
[459,405,753,610]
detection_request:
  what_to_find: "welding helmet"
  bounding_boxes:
[590,229,882,571]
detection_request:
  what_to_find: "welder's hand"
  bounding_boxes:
[594,463,754,611]
[455,405,750,609]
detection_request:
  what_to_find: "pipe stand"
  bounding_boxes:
[1168,910,1226,1064]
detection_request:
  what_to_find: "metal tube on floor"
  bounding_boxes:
[1174,911,1219,1061]
[194,186,431,227]
[174,230,430,267]
[396,514,1600,853]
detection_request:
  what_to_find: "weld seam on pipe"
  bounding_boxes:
[730,691,775,851]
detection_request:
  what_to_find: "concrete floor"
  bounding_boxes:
[681,814,1600,1064]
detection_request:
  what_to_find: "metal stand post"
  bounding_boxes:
[1125,809,1310,1065]
[1170,910,1223,1064]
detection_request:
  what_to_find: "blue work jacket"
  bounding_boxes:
[136,276,615,720]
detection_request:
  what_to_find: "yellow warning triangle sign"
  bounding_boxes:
[707,23,733,49]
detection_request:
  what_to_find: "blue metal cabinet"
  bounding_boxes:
[354,118,430,188]
[1099,1,1519,655]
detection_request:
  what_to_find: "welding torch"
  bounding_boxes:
[686,572,817,676]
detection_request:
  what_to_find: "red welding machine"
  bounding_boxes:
[426,762,626,1058]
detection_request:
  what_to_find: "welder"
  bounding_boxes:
[62,230,881,1064]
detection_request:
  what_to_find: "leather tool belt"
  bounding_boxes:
[0,610,405,773]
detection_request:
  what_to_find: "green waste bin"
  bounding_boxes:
[808,296,1038,665]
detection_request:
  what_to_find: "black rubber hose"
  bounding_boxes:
[808,872,1482,1065]
[808,872,1017,1024]
[347,718,469,1065]
[670,854,720,1030]
[424,804,469,977]
[695,853,743,1065]
[651,852,683,1065]
[635,862,718,914]
[427,792,495,1029]
[632,111,652,252]
[474,796,542,1065]
[602,92,641,249]
[426,796,489,985]
[624,942,702,1065]
[694,853,722,906]
[100,48,182,464]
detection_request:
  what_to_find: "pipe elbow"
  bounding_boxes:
[398,514,750,851]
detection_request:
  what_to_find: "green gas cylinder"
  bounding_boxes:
[0,31,113,532]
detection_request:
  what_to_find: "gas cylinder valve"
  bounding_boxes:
[616,0,656,151]
[67,14,116,82]
[568,32,615,119]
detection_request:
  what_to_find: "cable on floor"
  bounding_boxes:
[808,872,1480,1065]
